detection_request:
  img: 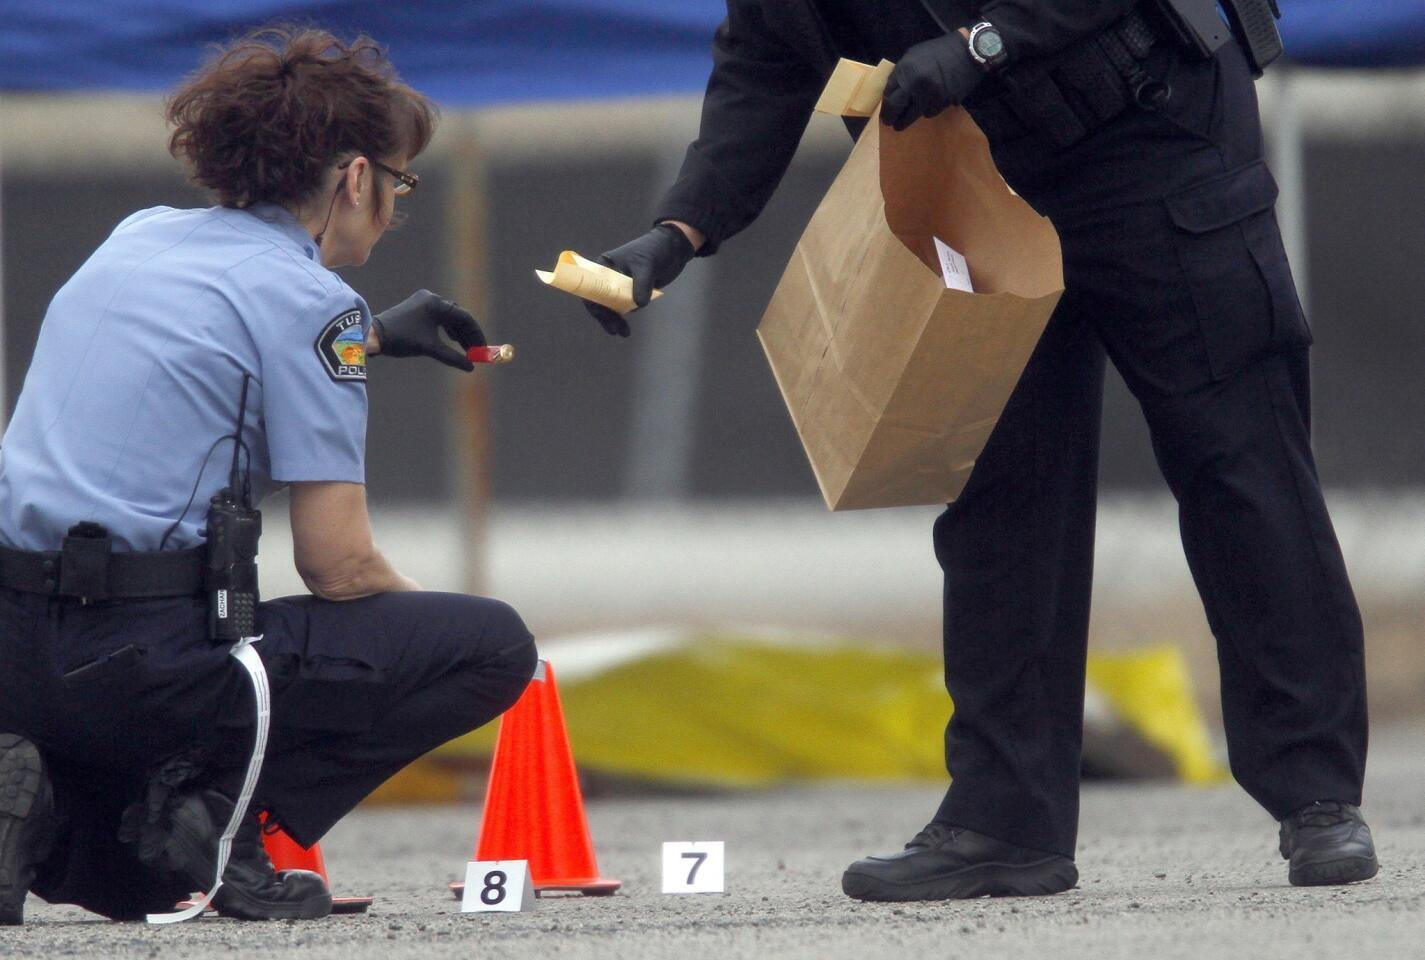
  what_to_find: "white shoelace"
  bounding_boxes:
[146,637,271,925]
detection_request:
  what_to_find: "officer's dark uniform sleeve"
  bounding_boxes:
[653,0,823,256]
[979,0,1140,61]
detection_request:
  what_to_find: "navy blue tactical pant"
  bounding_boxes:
[934,40,1368,857]
[0,587,536,919]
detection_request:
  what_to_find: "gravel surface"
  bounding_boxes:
[7,725,1423,959]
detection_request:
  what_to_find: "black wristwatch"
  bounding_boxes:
[966,21,1009,73]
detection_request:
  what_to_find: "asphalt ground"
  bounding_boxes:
[7,723,1423,960]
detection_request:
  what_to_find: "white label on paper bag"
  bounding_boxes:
[662,841,725,894]
[462,860,535,912]
[934,237,974,293]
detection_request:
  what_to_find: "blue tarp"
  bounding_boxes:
[1283,0,1425,68]
[0,1,1421,106]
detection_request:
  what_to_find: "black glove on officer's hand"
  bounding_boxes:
[373,290,487,372]
[584,223,697,337]
[882,35,985,132]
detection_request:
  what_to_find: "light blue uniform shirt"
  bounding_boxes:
[0,204,370,552]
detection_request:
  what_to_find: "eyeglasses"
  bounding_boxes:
[336,157,420,196]
[369,158,419,196]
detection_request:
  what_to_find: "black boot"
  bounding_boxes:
[1279,800,1378,886]
[156,790,332,920]
[842,822,1078,902]
[0,735,58,925]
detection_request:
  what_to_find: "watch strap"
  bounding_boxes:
[967,21,1009,72]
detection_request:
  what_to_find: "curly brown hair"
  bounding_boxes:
[166,26,437,209]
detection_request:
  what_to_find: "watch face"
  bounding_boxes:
[976,30,1005,59]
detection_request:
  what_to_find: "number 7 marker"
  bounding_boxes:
[662,842,725,894]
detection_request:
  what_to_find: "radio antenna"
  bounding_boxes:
[228,374,251,502]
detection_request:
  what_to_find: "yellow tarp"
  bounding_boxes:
[1086,646,1223,785]
[394,632,1224,796]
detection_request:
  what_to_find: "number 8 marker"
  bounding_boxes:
[461,861,535,913]
[481,870,507,905]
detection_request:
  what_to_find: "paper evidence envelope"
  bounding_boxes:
[814,58,896,118]
[535,251,663,315]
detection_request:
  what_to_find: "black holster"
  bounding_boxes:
[1221,0,1284,76]
[58,522,113,602]
[1151,0,1284,77]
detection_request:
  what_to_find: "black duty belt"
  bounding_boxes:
[0,541,205,602]
[971,8,1166,151]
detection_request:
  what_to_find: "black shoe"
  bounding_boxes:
[1279,800,1378,887]
[842,822,1078,901]
[0,735,58,926]
[156,790,332,920]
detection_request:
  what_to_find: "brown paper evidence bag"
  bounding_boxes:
[758,63,1065,511]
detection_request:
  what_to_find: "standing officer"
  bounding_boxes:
[584,0,1377,897]
[0,28,536,924]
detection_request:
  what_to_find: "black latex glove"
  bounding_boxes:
[882,35,985,132]
[583,223,697,337]
[373,289,487,372]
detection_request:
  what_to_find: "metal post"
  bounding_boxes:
[447,116,493,593]
[1267,66,1310,319]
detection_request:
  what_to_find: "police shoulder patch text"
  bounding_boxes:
[315,309,367,383]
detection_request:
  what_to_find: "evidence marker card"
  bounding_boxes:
[933,237,975,293]
[662,841,726,894]
[461,860,536,913]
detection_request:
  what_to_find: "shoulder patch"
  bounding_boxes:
[315,310,367,382]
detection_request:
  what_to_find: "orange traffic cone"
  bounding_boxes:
[450,659,620,898]
[262,820,374,914]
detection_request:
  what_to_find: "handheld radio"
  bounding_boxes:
[204,375,262,642]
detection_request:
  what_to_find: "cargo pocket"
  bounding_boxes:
[278,655,390,734]
[1165,160,1311,382]
[58,643,149,733]
[61,643,147,688]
